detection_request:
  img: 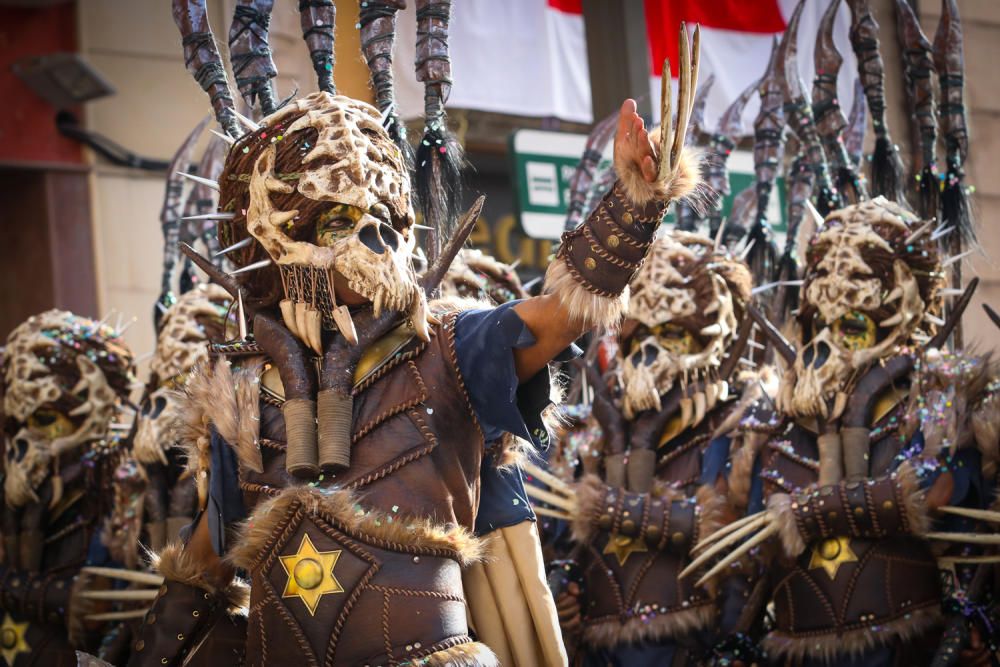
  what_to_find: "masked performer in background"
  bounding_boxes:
[686,197,1000,667]
[528,232,757,666]
[120,1,704,664]
[0,310,135,666]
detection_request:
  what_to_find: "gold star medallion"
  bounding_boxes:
[279,533,345,615]
[0,614,30,666]
[808,536,858,580]
[603,533,648,566]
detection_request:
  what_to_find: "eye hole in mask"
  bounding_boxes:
[26,409,74,440]
[630,323,702,357]
[831,311,876,351]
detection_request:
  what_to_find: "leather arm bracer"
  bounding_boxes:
[127,579,221,667]
[0,564,76,627]
[555,181,665,298]
[790,466,926,544]
[588,483,700,554]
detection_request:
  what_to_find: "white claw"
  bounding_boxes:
[524,483,578,513]
[280,299,300,337]
[924,532,1000,545]
[533,506,573,521]
[79,589,159,601]
[304,307,323,355]
[937,506,1000,523]
[693,511,767,552]
[695,522,778,588]
[85,609,152,622]
[332,305,358,345]
[681,514,768,579]
[81,566,164,586]
[522,460,575,497]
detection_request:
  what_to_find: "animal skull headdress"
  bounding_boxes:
[439,249,526,305]
[778,198,943,418]
[134,284,231,465]
[619,232,752,419]
[2,310,133,506]
[218,92,428,351]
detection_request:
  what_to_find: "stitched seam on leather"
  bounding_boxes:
[586,542,624,615]
[599,206,646,248]
[840,485,860,536]
[624,553,659,606]
[346,409,437,490]
[656,434,709,470]
[864,484,883,537]
[351,361,428,443]
[240,481,281,497]
[443,312,484,440]
[768,441,819,470]
[352,333,432,396]
[382,591,393,663]
[558,252,618,297]
[838,541,875,626]
[369,585,464,602]
[325,527,379,665]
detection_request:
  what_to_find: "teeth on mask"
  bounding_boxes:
[294,301,311,349]
[269,210,298,226]
[879,313,903,327]
[700,324,723,337]
[332,305,358,345]
[704,301,720,314]
[705,382,717,409]
[718,381,729,402]
[410,291,431,342]
[925,313,946,327]
[679,396,694,430]
[884,287,903,304]
[304,307,323,355]
[280,299,300,337]
[373,291,383,318]
[693,391,706,426]
[832,391,848,420]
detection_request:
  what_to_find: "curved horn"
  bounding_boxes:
[299,1,336,94]
[228,0,279,116]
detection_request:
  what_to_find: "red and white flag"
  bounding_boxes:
[392,0,857,135]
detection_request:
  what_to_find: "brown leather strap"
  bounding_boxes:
[557,181,666,297]
[592,484,697,552]
[127,580,218,667]
[792,472,915,542]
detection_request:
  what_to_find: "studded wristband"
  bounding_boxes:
[557,181,666,297]
[791,470,913,543]
[594,484,699,553]
[127,580,218,667]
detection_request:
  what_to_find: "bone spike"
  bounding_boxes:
[805,200,825,229]
[79,589,160,601]
[409,291,432,343]
[229,258,273,276]
[937,506,1000,523]
[739,358,757,368]
[693,391,706,426]
[533,506,573,521]
[521,460,575,497]
[373,290,384,319]
[751,280,805,296]
[904,219,935,244]
[700,324,723,337]
[695,522,778,588]
[524,483,578,514]
[938,288,965,296]
[705,382,718,410]
[738,239,756,261]
[412,223,433,231]
[182,212,236,221]
[303,307,323,355]
[942,249,974,268]
[694,512,769,552]
[81,566,164,586]
[331,305,358,345]
[925,313,946,327]
[713,219,727,251]
[236,290,248,340]
[176,171,219,192]
[232,108,260,131]
[884,286,903,304]
[156,302,169,315]
[682,515,768,578]
[931,225,955,241]
[210,128,236,145]
[924,532,1000,545]
[670,25,693,167]
[214,237,253,257]
[84,609,152,622]
[879,313,903,328]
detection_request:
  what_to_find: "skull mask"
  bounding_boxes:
[134,284,231,465]
[2,310,133,506]
[220,92,429,353]
[619,233,751,420]
[779,199,942,419]
[439,249,526,305]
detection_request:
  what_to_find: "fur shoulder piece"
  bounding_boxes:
[173,357,264,505]
[153,542,250,611]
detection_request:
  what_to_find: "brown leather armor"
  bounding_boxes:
[579,424,716,647]
[758,401,942,655]
[232,312,493,665]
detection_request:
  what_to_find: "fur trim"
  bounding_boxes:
[694,484,726,544]
[68,574,95,646]
[174,357,264,487]
[428,294,495,316]
[152,542,250,611]
[583,601,713,649]
[896,461,930,535]
[542,258,628,332]
[226,486,486,570]
[768,493,806,558]
[569,474,607,543]
[615,139,703,208]
[762,605,941,663]
[726,431,769,511]
[418,641,499,667]
[972,384,1000,479]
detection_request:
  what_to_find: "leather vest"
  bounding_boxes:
[233,313,492,666]
[759,396,941,651]
[580,417,717,648]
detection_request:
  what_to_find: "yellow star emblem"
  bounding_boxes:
[279,534,345,615]
[603,533,648,566]
[809,536,859,580]
[0,613,30,666]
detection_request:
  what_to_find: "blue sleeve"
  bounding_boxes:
[453,300,581,536]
